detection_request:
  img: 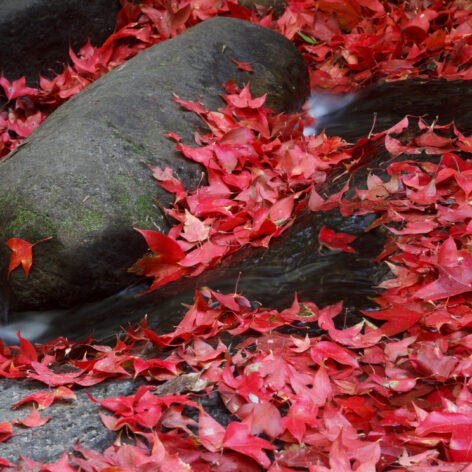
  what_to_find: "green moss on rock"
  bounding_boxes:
[2,205,56,240]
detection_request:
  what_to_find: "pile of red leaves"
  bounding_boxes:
[128,82,352,291]
[2,0,472,470]
[2,0,472,158]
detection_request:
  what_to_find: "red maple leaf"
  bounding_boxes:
[416,411,472,462]
[14,405,51,428]
[230,58,255,72]
[0,76,37,101]
[319,226,358,253]
[5,237,51,278]
[0,423,12,443]
[222,422,275,467]
[415,237,472,301]
[11,386,76,410]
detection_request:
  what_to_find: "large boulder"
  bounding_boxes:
[0,0,121,86]
[0,16,309,312]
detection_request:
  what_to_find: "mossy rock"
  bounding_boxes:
[0,16,309,311]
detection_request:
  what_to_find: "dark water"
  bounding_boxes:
[2,79,471,345]
[315,78,472,141]
[0,209,388,345]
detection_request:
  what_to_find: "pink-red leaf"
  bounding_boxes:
[134,228,185,263]
[319,226,358,253]
[0,422,12,442]
[222,422,275,467]
[14,405,51,428]
[11,386,76,410]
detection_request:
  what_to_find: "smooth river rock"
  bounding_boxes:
[0,16,309,313]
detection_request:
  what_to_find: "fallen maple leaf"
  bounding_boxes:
[231,57,255,72]
[319,226,358,253]
[0,422,12,442]
[14,405,51,428]
[11,386,76,410]
[311,341,359,368]
[222,421,275,468]
[28,360,84,387]
[317,0,362,30]
[225,83,267,109]
[129,229,189,291]
[16,330,38,366]
[269,195,295,226]
[133,228,184,263]
[415,237,472,301]
[182,210,210,242]
[0,457,15,467]
[0,76,37,101]
[198,407,225,452]
[416,411,472,462]
[5,236,52,278]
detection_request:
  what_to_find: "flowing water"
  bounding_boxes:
[2,79,471,345]
[304,91,357,136]
[0,210,388,345]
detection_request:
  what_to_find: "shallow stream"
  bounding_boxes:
[2,79,471,345]
[1,208,388,345]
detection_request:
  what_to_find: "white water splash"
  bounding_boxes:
[0,312,54,345]
[304,91,357,136]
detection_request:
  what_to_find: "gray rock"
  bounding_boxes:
[0,0,121,86]
[0,373,234,464]
[0,16,309,312]
[0,377,139,464]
